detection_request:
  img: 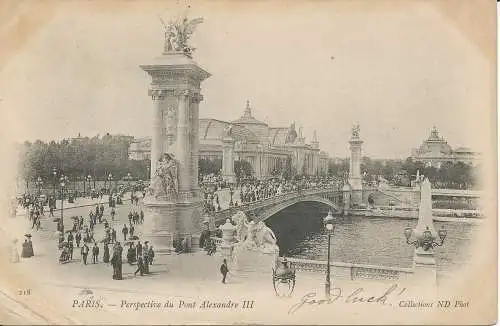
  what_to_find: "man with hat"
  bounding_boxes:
[81,242,89,265]
[92,242,99,264]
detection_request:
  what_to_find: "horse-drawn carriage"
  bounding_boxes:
[272,258,296,297]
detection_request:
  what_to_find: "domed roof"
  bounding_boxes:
[199,118,259,142]
[231,101,268,126]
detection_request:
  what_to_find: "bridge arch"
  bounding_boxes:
[256,196,340,223]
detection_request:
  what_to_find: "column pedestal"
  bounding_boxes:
[222,137,236,184]
[413,248,437,289]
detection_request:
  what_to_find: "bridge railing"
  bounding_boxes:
[210,187,342,223]
[277,257,413,282]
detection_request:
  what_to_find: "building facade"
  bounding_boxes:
[129,101,329,179]
[411,127,480,168]
[129,137,151,161]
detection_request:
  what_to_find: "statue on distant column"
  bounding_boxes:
[351,123,360,138]
[159,15,204,55]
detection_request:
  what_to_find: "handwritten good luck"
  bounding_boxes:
[288,284,406,314]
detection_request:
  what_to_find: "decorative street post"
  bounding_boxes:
[323,210,335,298]
[59,175,68,229]
[83,175,86,197]
[127,172,132,189]
[52,167,57,198]
[36,177,43,196]
[107,173,113,194]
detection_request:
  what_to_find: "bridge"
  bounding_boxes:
[208,186,481,226]
[210,187,343,226]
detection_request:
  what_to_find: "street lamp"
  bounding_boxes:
[126,172,132,188]
[86,175,92,196]
[323,210,335,299]
[404,225,447,252]
[59,175,68,230]
[107,173,113,194]
[52,167,57,197]
[36,177,43,196]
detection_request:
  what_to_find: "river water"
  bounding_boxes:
[266,202,480,273]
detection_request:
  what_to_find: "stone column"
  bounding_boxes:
[222,137,236,183]
[349,135,363,206]
[176,89,191,193]
[149,89,165,175]
[190,94,203,192]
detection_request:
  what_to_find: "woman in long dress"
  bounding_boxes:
[103,243,110,264]
[21,240,30,258]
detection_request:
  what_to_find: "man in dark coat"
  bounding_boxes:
[220,259,229,284]
[136,241,143,260]
[92,243,99,264]
[81,243,89,265]
[111,242,123,280]
[134,255,144,276]
[122,224,128,241]
[75,232,81,248]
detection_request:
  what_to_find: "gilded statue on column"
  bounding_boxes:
[159,15,204,55]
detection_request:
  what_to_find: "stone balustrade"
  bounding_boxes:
[277,257,413,282]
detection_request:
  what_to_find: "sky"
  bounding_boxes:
[0,0,495,159]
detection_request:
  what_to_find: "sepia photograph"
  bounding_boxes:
[0,0,496,324]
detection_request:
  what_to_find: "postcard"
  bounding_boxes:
[0,0,496,324]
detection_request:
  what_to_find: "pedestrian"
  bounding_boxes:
[140,210,144,224]
[136,241,143,260]
[49,206,54,217]
[148,245,155,265]
[111,207,115,221]
[68,241,74,260]
[111,228,117,244]
[67,231,74,245]
[129,224,135,238]
[92,243,99,264]
[103,243,110,264]
[220,259,229,284]
[81,243,89,265]
[128,212,133,225]
[127,243,136,265]
[122,224,128,241]
[134,255,144,276]
[111,242,123,280]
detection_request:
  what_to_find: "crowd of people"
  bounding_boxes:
[200,175,343,213]
[16,189,156,280]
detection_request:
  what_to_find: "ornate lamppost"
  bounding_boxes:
[323,210,335,298]
[404,225,447,252]
[86,175,92,196]
[229,186,234,207]
[126,172,132,188]
[59,175,68,229]
[36,177,43,196]
[52,167,57,198]
[107,173,113,194]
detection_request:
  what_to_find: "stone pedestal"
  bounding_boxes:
[222,137,236,184]
[231,246,279,280]
[413,248,437,288]
[348,130,363,206]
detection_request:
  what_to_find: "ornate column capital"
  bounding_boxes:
[174,89,190,97]
[192,93,204,104]
[148,89,166,100]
